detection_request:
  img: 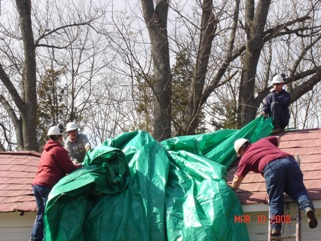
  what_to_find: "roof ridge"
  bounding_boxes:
[0,151,41,157]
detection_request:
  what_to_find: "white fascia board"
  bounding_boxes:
[242,200,321,213]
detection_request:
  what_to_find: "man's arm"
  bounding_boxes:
[80,134,91,151]
[64,141,77,163]
[260,94,272,116]
[56,147,82,173]
[231,175,244,190]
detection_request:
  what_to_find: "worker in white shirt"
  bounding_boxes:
[64,122,91,164]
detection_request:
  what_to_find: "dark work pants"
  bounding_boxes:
[31,185,51,241]
[271,102,289,129]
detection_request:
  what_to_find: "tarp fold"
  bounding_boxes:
[44,116,273,241]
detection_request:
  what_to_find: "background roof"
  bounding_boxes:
[0,151,40,212]
[227,129,321,205]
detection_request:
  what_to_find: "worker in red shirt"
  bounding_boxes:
[30,125,82,241]
[231,136,318,236]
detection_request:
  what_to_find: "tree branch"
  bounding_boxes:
[0,64,25,110]
[263,16,311,41]
[0,95,19,124]
[290,68,321,102]
[34,21,100,47]
[0,123,17,146]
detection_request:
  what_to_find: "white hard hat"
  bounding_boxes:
[272,74,285,84]
[47,126,63,136]
[66,122,78,132]
[234,138,249,157]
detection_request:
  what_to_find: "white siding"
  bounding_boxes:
[0,207,320,241]
[243,203,321,241]
[0,212,36,241]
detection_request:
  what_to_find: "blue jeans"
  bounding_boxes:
[31,185,51,241]
[263,156,314,230]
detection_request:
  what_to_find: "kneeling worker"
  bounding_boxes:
[260,74,290,134]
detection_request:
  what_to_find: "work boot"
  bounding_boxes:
[271,228,281,236]
[306,208,318,228]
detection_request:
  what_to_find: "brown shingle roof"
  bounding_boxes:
[0,151,40,212]
[2,129,321,212]
[227,128,321,205]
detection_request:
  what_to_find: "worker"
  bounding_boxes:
[64,122,91,164]
[31,125,82,241]
[260,74,290,134]
[231,137,318,236]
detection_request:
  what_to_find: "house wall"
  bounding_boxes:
[1,206,320,241]
[0,212,36,241]
[243,202,321,241]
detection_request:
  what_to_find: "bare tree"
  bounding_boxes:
[2,0,321,151]
[148,0,321,133]
[238,0,321,127]
[106,0,321,138]
[0,0,38,150]
[140,0,172,141]
[0,0,112,150]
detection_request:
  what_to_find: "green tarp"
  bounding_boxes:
[44,116,273,241]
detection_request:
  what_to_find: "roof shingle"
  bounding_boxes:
[0,151,40,212]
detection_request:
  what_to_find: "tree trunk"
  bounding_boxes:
[141,0,172,141]
[16,0,38,150]
[238,53,261,127]
[237,0,271,127]
[181,0,216,135]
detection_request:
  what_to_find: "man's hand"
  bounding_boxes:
[71,158,78,165]
[228,185,236,192]
[260,111,264,116]
[85,144,91,152]
[231,175,244,190]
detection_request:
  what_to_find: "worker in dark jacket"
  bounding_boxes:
[260,74,291,134]
[231,137,318,236]
[30,125,82,241]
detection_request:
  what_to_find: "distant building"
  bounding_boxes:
[0,151,39,241]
